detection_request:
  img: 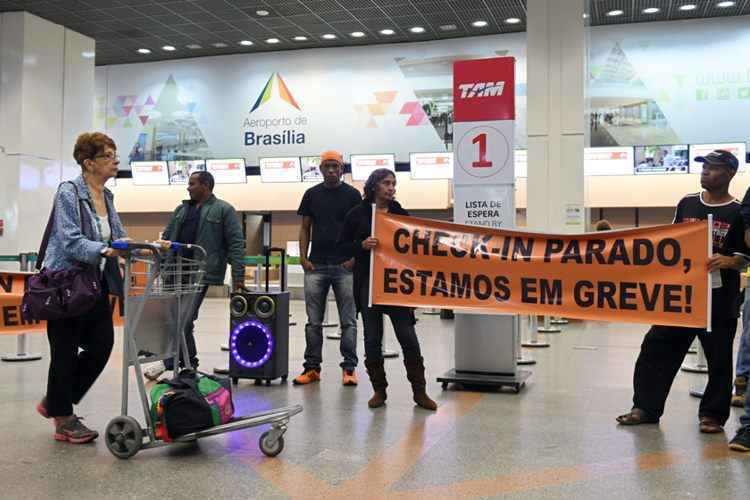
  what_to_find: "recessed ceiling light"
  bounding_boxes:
[439,24,457,31]
[379,28,395,35]
[137,48,151,54]
[293,36,308,41]
[266,38,280,44]
[211,42,228,48]
[607,10,624,16]
[256,10,269,16]
[186,44,202,49]
[582,13,589,18]
[410,26,425,33]
[322,33,337,39]
[351,31,365,38]
[81,51,95,59]
[239,40,253,46]
[717,1,735,7]
[679,4,697,10]
[642,7,660,14]
[471,20,488,28]
[505,18,521,24]
[162,45,176,51]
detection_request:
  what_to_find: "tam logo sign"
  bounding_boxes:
[453,58,515,122]
[457,81,506,99]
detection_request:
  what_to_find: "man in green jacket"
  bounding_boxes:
[145,171,245,379]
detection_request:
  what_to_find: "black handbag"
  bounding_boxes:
[21,182,102,321]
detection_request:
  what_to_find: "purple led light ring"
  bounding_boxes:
[230,319,274,368]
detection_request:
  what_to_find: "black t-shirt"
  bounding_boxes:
[178,203,201,245]
[297,182,362,264]
[673,192,749,319]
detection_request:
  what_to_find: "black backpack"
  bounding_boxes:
[157,372,215,439]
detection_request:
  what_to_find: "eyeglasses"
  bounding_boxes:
[94,153,119,162]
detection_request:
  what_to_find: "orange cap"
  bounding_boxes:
[320,150,343,164]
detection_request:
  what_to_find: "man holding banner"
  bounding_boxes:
[617,150,749,434]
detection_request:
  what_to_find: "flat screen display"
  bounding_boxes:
[259,157,302,183]
[301,156,324,182]
[168,160,206,184]
[689,143,747,173]
[634,145,689,175]
[130,161,169,185]
[205,158,247,184]
[350,154,395,182]
[409,152,453,180]
[514,149,527,178]
[584,147,634,176]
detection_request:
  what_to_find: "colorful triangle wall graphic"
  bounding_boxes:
[250,73,275,113]
[276,74,300,110]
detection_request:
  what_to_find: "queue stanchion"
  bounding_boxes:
[515,316,536,365]
[550,317,568,325]
[323,290,341,339]
[422,308,441,316]
[537,315,562,334]
[1,253,42,363]
[681,342,708,374]
[522,315,550,348]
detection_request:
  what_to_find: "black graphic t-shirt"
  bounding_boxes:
[673,192,749,319]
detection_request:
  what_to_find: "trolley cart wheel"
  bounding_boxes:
[281,375,288,383]
[105,416,143,459]
[441,382,448,390]
[259,430,285,457]
[232,377,239,385]
[265,379,271,386]
[254,379,262,386]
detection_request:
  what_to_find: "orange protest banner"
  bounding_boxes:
[371,212,710,328]
[0,272,124,335]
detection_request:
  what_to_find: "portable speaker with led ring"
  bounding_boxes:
[228,247,289,385]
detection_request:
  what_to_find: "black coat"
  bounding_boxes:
[338,200,409,314]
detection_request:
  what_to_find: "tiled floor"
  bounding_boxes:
[1,298,749,499]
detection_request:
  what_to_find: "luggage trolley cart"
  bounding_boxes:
[105,241,302,459]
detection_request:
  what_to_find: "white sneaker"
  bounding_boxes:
[144,361,166,381]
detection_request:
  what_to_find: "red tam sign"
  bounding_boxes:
[453,57,515,123]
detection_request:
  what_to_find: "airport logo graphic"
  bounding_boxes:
[250,72,300,113]
[243,72,308,147]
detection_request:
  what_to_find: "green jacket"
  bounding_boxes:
[162,195,245,286]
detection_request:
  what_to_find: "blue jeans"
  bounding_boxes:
[737,294,750,379]
[303,264,357,371]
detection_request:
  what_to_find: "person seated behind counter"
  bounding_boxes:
[338,168,437,411]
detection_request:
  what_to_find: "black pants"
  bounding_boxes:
[359,287,421,362]
[632,316,737,425]
[164,285,208,370]
[45,280,114,417]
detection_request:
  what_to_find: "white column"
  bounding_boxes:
[0,12,94,269]
[526,0,586,234]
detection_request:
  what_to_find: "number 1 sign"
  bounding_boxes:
[453,121,514,185]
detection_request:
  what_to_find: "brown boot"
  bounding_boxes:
[404,355,437,411]
[733,376,747,408]
[365,359,388,408]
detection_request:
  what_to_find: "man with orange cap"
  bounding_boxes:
[294,150,362,386]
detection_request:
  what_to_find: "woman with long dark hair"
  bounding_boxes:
[339,169,436,410]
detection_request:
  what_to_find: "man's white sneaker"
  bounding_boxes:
[144,361,166,381]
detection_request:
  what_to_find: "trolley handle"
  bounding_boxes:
[111,241,162,266]
[170,243,207,261]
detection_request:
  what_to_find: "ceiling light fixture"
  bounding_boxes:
[717,1,735,7]
[679,4,697,10]
[322,33,337,39]
[162,45,176,51]
[186,44,202,49]
[266,38,280,44]
[256,10,269,16]
[607,10,624,16]
[137,48,151,54]
[379,28,395,35]
[505,18,521,24]
[81,51,95,59]
[239,40,253,46]
[439,24,457,31]
[293,36,308,41]
[211,42,228,48]
[410,26,425,33]
[351,31,365,38]
[472,20,488,27]
[642,7,660,14]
